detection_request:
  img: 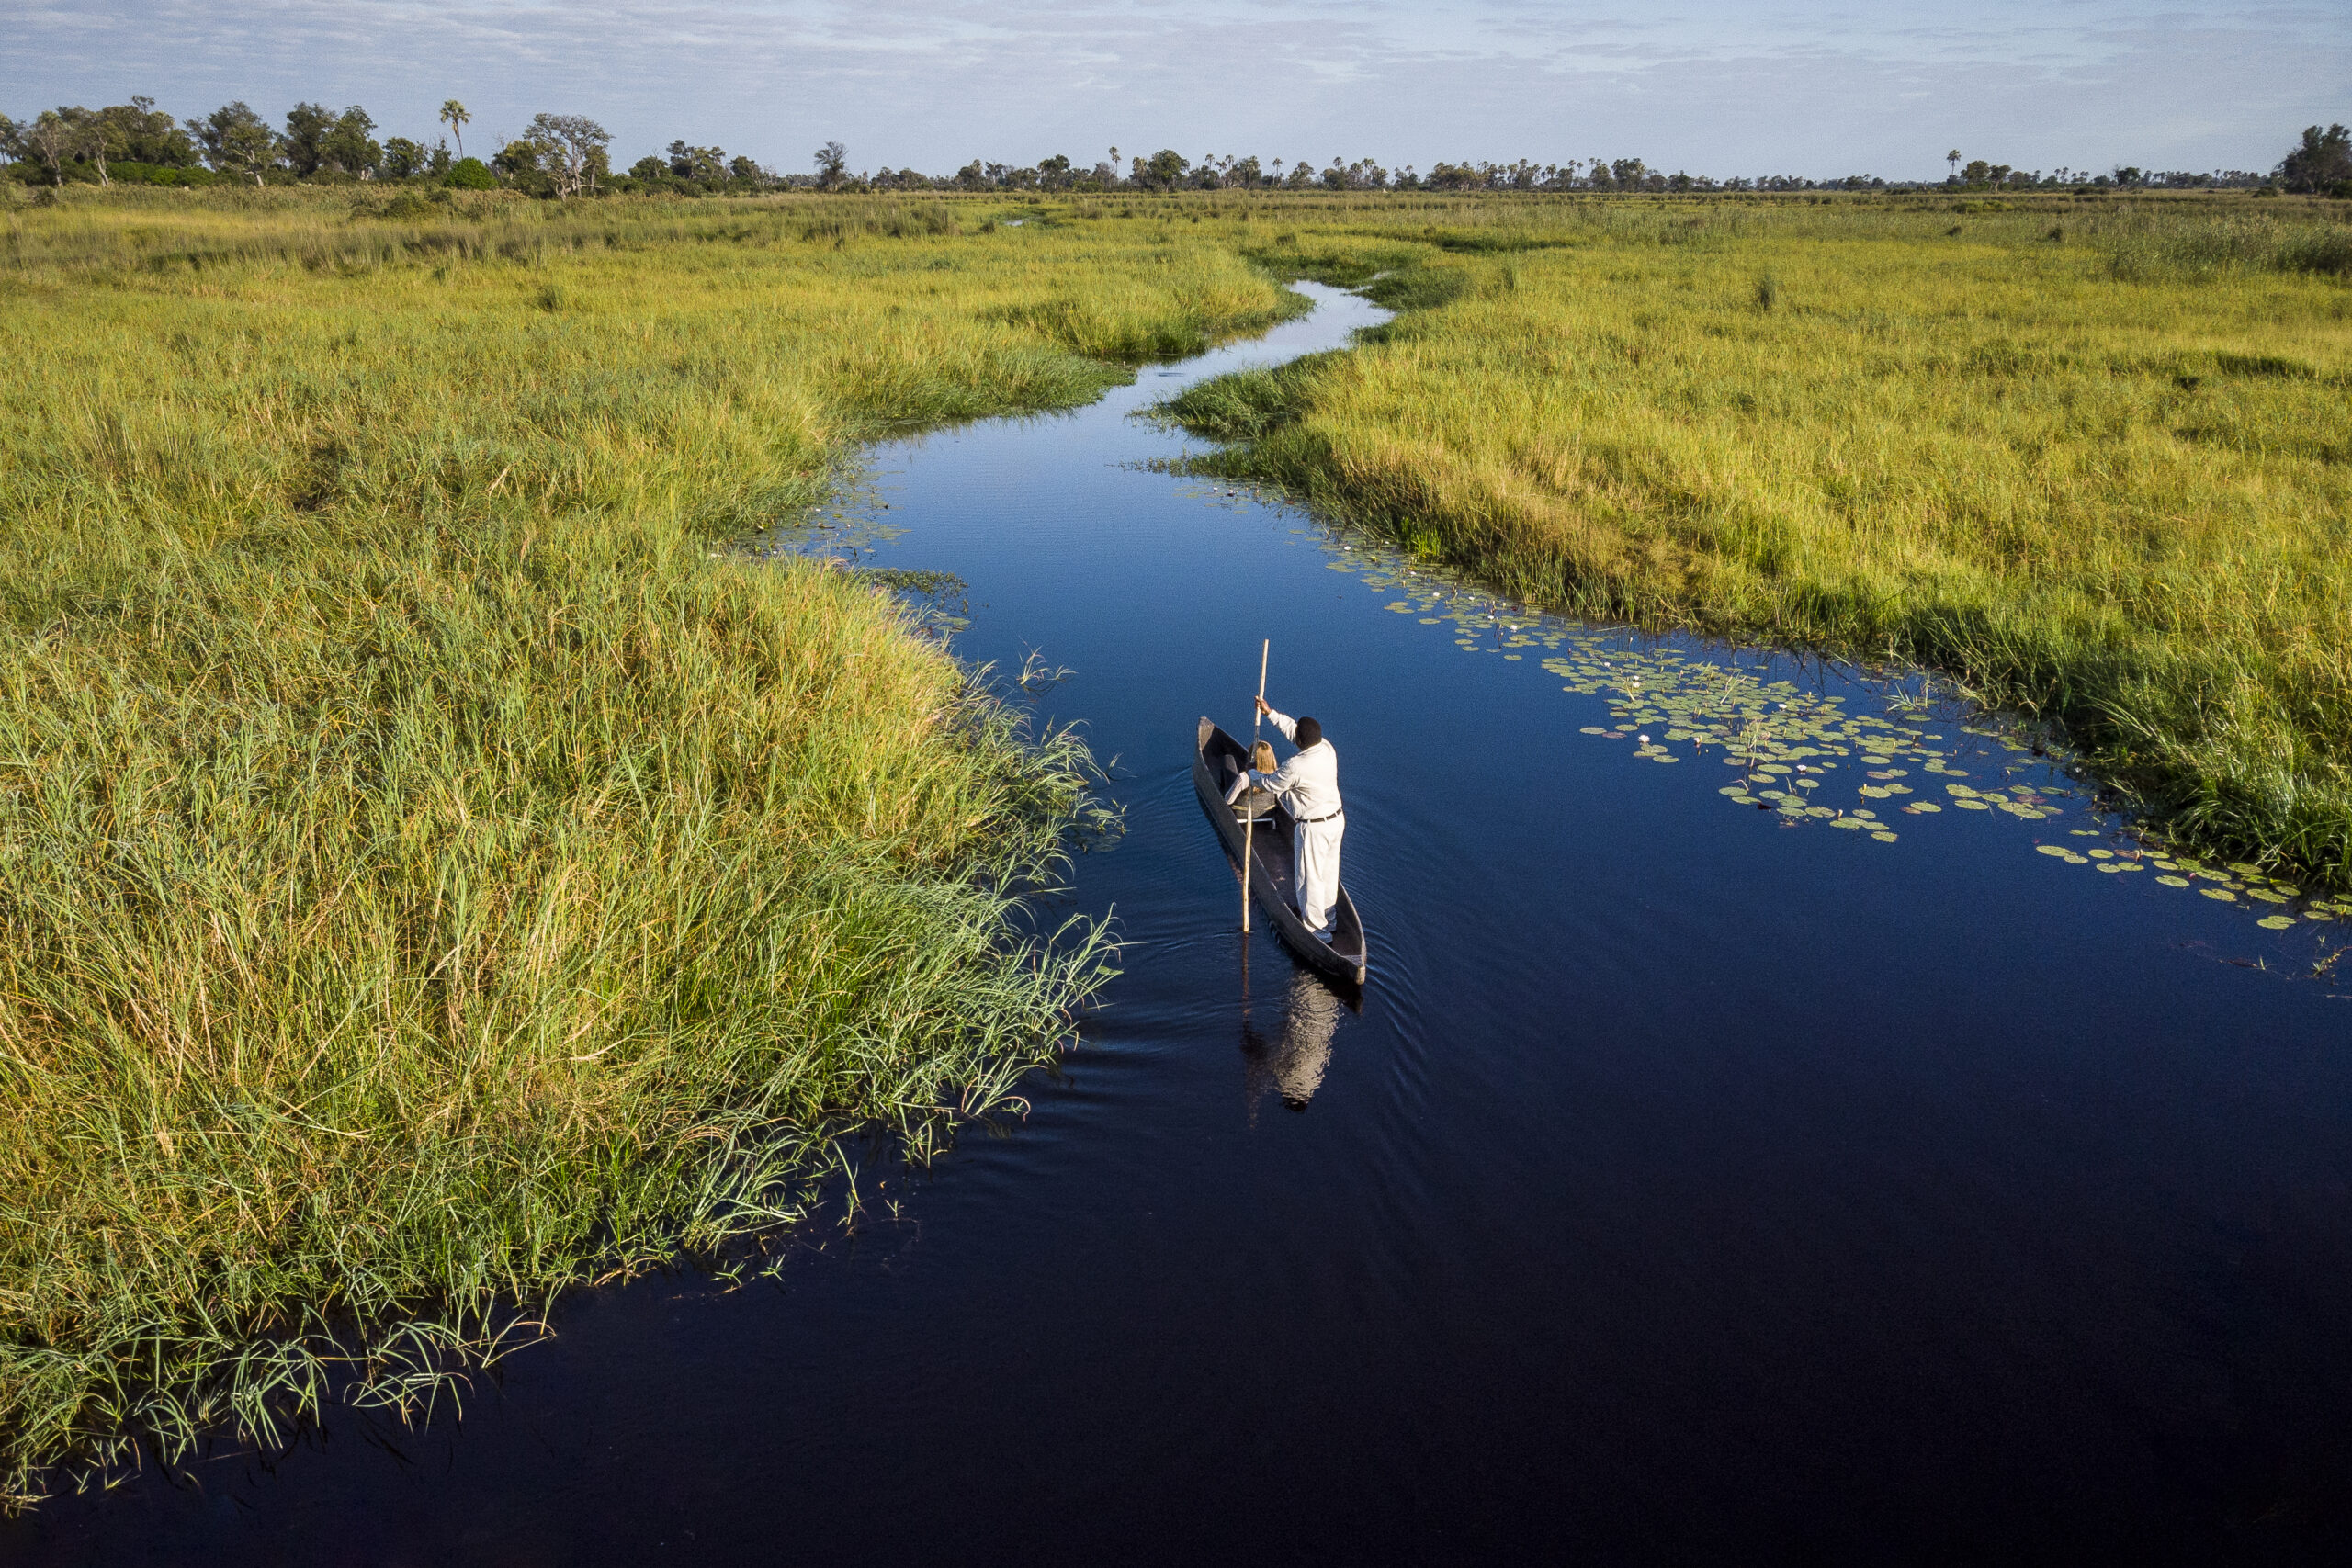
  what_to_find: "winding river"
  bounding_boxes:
[8,287,2351,1565]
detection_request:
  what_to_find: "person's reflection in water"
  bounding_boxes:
[1243,969,1345,1117]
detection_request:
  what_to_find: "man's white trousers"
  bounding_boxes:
[1293,815,1344,932]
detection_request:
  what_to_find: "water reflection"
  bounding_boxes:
[1242,961,1349,1117]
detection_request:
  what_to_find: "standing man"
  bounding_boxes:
[1249,695,1344,936]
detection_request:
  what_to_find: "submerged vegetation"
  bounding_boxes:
[0,191,1303,1498]
[1164,193,2352,888]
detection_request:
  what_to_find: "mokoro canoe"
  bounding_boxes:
[1193,716,1368,987]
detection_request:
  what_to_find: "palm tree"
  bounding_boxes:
[441,99,470,159]
[1946,148,1962,180]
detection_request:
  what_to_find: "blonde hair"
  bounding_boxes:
[1251,740,1277,773]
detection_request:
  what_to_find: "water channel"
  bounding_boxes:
[7,286,2351,1564]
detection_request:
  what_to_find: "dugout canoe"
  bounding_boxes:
[1194,717,1368,987]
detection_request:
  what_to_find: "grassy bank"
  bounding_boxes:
[0,189,1303,1496]
[1162,196,2352,886]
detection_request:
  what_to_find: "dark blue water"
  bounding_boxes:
[9,288,2351,1565]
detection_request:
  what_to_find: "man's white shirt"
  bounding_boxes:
[1250,711,1341,820]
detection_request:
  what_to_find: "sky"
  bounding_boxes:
[5,2,2346,181]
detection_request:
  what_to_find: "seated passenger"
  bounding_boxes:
[1224,739,1281,818]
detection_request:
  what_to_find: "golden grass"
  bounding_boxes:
[10,176,2341,1496]
[0,187,1301,1497]
[1165,195,2352,884]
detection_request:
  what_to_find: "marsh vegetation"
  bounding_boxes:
[0,190,1301,1498]
[2,179,2348,1501]
[1163,193,2352,887]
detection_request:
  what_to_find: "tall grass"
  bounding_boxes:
[2100,211,2352,280]
[1167,198,2352,885]
[0,190,1303,1499]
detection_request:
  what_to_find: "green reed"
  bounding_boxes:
[1164,194,2352,886]
[0,187,1302,1501]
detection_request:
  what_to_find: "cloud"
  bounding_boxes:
[2,3,2343,178]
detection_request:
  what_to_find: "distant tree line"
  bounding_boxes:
[4,96,2344,201]
[0,96,637,196]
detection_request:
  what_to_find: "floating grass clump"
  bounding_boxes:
[1168,196,2352,887]
[0,189,1306,1500]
